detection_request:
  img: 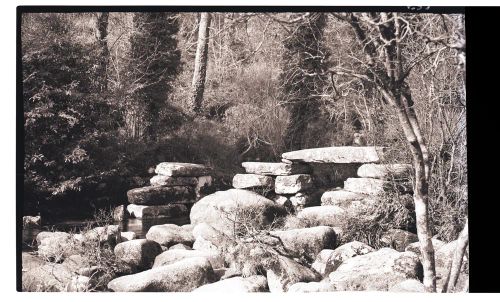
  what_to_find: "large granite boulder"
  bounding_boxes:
[232,173,274,189]
[357,163,412,179]
[321,190,366,207]
[270,226,336,259]
[107,257,216,292]
[296,206,345,228]
[192,222,234,248]
[241,162,310,176]
[155,162,211,177]
[22,263,90,292]
[114,239,163,271]
[282,146,383,164]
[266,256,320,292]
[274,174,313,194]
[193,275,268,292]
[344,177,389,195]
[83,225,121,245]
[190,189,287,237]
[153,249,224,269]
[328,248,422,291]
[127,186,196,205]
[127,204,189,219]
[146,224,195,247]
[311,241,375,276]
[36,232,78,262]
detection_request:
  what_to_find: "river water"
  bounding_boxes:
[22,215,190,251]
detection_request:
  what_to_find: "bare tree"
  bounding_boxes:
[96,12,109,92]
[189,12,212,114]
[442,218,468,292]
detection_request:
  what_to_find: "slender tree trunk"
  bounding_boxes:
[189,12,211,114]
[442,219,469,292]
[96,12,109,92]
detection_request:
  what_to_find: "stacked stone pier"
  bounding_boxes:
[126,163,213,219]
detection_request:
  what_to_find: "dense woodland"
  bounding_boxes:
[22,11,466,247]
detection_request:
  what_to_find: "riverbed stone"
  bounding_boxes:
[275,174,313,194]
[266,255,320,292]
[146,224,195,247]
[155,162,211,177]
[297,205,345,228]
[311,241,375,276]
[22,262,90,292]
[270,226,337,259]
[107,257,216,292]
[380,229,419,252]
[126,204,189,219]
[232,173,274,189]
[357,163,412,179]
[344,177,389,195]
[282,146,383,164]
[114,239,162,271]
[241,162,310,176]
[321,190,366,207]
[84,225,121,245]
[193,275,268,292]
[190,189,287,237]
[37,232,78,262]
[328,248,422,291]
[153,249,224,269]
[127,185,196,205]
[150,175,198,186]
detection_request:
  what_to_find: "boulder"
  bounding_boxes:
[321,190,365,207]
[405,237,446,256]
[127,186,196,205]
[114,239,162,271]
[275,174,313,194]
[297,206,345,228]
[389,279,426,292]
[270,226,337,259]
[266,256,320,292]
[150,175,198,186]
[311,241,375,276]
[22,263,90,292]
[107,257,216,292]
[120,231,136,242]
[146,224,195,247]
[22,252,46,272]
[288,281,335,292]
[190,189,287,237]
[192,223,235,249]
[357,164,412,179]
[344,177,389,195]
[62,254,99,277]
[232,173,274,189]
[282,146,383,164]
[193,275,268,292]
[126,204,189,219]
[37,232,77,262]
[23,215,41,228]
[380,229,419,252]
[155,162,211,177]
[84,225,121,245]
[153,249,224,269]
[241,162,310,176]
[328,248,422,291]
[193,236,218,253]
[112,205,128,221]
[169,243,192,250]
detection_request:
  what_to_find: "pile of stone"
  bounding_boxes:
[232,161,315,210]
[126,163,213,220]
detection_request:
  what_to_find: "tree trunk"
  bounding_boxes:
[442,218,469,293]
[189,12,211,114]
[96,12,109,92]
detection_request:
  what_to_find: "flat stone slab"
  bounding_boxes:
[357,164,412,179]
[232,173,274,189]
[344,177,389,195]
[127,185,196,205]
[282,146,383,164]
[155,162,211,177]
[241,162,310,175]
[275,174,313,194]
[127,204,189,219]
[321,190,366,206]
[150,175,199,186]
